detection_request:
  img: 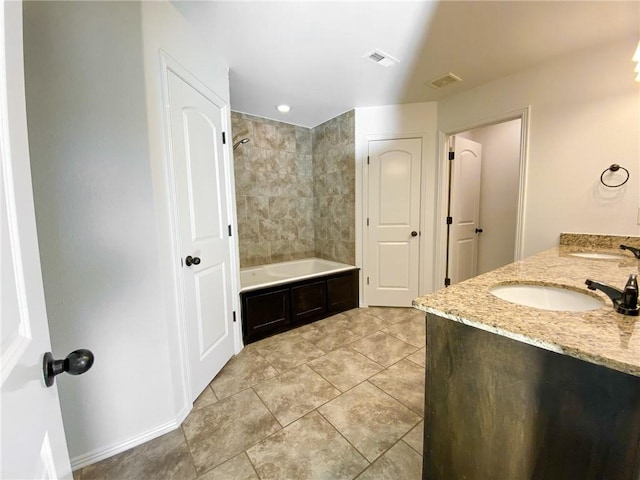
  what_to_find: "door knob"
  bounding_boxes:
[475,228,484,234]
[43,349,94,387]
[411,231,418,237]
[185,256,201,266]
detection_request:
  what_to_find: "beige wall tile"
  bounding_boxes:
[231,110,354,268]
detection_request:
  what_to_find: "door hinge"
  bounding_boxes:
[367,155,370,165]
[366,218,369,226]
[228,224,232,237]
[446,216,453,225]
[233,311,237,323]
[222,131,226,144]
[448,151,454,161]
[367,276,370,285]
[444,277,451,287]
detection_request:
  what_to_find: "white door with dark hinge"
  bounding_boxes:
[367,138,422,306]
[166,68,235,402]
[1,1,72,478]
[448,136,482,285]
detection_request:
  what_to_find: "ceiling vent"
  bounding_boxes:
[427,73,462,89]
[364,49,399,68]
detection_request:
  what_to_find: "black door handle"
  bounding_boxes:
[185,256,201,266]
[411,231,418,237]
[475,228,483,234]
[43,349,94,387]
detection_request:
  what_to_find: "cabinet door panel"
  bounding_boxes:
[243,288,290,341]
[327,272,358,313]
[291,280,326,325]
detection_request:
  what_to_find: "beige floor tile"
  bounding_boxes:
[193,385,218,411]
[307,347,384,392]
[299,319,363,352]
[182,389,280,474]
[383,316,426,348]
[81,429,196,480]
[197,453,259,480]
[253,364,340,426]
[84,308,429,479]
[368,359,425,415]
[342,309,391,336]
[356,440,423,480]
[253,333,326,371]
[246,411,369,480]
[350,331,418,367]
[407,347,426,367]
[72,470,82,480]
[318,382,421,462]
[366,307,423,324]
[403,421,424,456]
[210,348,278,399]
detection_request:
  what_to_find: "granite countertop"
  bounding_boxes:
[412,233,640,377]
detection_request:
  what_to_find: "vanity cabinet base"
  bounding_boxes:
[424,313,640,480]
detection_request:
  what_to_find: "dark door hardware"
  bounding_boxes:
[43,349,94,387]
[185,256,201,267]
[411,231,418,237]
[475,228,484,234]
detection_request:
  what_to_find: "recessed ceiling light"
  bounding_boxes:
[276,105,291,113]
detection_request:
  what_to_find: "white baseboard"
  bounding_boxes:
[70,406,190,471]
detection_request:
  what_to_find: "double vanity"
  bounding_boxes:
[413,233,640,479]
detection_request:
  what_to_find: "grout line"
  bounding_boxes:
[242,451,263,480]
[401,437,424,457]
[315,408,371,470]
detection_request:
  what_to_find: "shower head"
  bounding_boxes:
[233,138,250,150]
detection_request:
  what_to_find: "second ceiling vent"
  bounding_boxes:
[427,72,462,89]
[364,49,399,68]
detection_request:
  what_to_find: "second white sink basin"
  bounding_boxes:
[569,252,625,260]
[490,284,604,312]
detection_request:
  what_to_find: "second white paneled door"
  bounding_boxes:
[166,68,235,402]
[367,138,422,306]
[447,136,482,285]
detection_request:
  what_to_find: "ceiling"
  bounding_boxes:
[174,1,640,128]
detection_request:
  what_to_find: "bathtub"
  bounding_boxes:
[239,258,359,343]
[240,257,357,292]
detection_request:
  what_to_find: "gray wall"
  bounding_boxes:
[23,0,175,460]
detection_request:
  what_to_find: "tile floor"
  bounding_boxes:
[75,307,426,480]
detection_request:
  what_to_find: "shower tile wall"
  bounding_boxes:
[232,112,315,268]
[312,111,355,265]
[231,110,355,268]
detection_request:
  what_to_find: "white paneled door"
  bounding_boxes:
[166,68,235,402]
[367,138,422,306]
[1,1,72,478]
[448,136,482,285]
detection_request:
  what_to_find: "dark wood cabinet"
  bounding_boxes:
[424,312,640,480]
[291,280,326,324]
[241,268,359,344]
[327,272,358,313]
[242,287,290,341]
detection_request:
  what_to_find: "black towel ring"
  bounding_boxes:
[600,164,629,188]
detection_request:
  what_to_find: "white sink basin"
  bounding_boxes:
[569,252,625,260]
[490,284,604,312]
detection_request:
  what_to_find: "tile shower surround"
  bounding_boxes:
[231,111,355,268]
